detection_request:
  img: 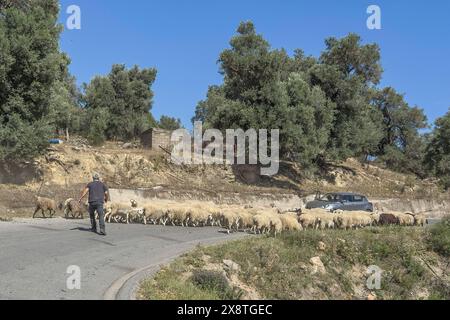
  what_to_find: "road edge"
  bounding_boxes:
[103,234,250,300]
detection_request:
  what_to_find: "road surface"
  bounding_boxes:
[0,218,248,300]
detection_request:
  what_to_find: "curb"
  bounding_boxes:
[103,234,250,300]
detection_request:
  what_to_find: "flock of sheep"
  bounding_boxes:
[32,195,428,236]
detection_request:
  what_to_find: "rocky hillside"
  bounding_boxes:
[0,137,449,219]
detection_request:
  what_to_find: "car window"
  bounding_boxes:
[342,195,352,202]
[321,194,339,201]
[353,195,364,202]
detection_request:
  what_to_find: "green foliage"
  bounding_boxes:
[0,0,67,161]
[372,87,428,175]
[314,34,385,160]
[194,22,337,168]
[82,64,157,143]
[427,216,450,257]
[194,21,428,173]
[425,109,450,189]
[83,107,110,146]
[48,76,82,135]
[158,115,182,130]
[0,113,52,160]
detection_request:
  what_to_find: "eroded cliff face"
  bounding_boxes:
[372,198,450,218]
[1,141,449,219]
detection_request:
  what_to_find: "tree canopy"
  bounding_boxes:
[425,109,450,189]
[0,0,68,160]
[82,64,157,144]
[194,21,429,174]
[158,115,182,131]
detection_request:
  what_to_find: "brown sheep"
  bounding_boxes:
[61,198,87,219]
[378,213,400,226]
[33,196,57,218]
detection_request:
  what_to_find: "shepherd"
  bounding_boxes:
[78,173,110,236]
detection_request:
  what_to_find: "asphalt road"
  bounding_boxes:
[0,218,248,300]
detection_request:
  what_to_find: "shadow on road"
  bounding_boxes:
[70,227,94,233]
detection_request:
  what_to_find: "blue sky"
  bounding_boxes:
[58,0,450,128]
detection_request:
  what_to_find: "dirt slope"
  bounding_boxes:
[0,137,449,219]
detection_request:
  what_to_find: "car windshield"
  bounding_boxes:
[319,193,341,202]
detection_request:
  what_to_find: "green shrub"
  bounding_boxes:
[428,216,450,257]
[190,270,243,300]
[191,270,230,292]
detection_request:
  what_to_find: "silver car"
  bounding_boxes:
[305,192,374,212]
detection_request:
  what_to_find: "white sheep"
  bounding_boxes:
[127,208,146,224]
[220,209,240,234]
[413,214,427,227]
[186,207,212,227]
[334,211,373,229]
[238,211,255,232]
[298,212,321,229]
[389,211,415,226]
[252,214,271,234]
[267,213,283,236]
[104,200,130,220]
[166,204,189,226]
[105,200,138,223]
[143,203,169,225]
[278,213,303,231]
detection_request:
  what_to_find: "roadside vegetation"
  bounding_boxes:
[428,216,450,258]
[139,223,450,300]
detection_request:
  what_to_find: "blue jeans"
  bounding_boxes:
[89,202,105,232]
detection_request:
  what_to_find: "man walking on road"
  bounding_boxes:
[79,173,110,236]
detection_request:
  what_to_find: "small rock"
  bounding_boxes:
[318,241,326,251]
[309,256,326,275]
[367,293,377,301]
[223,259,241,272]
[298,263,308,271]
[122,142,133,149]
[201,255,212,263]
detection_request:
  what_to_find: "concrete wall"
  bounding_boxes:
[109,188,303,211]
